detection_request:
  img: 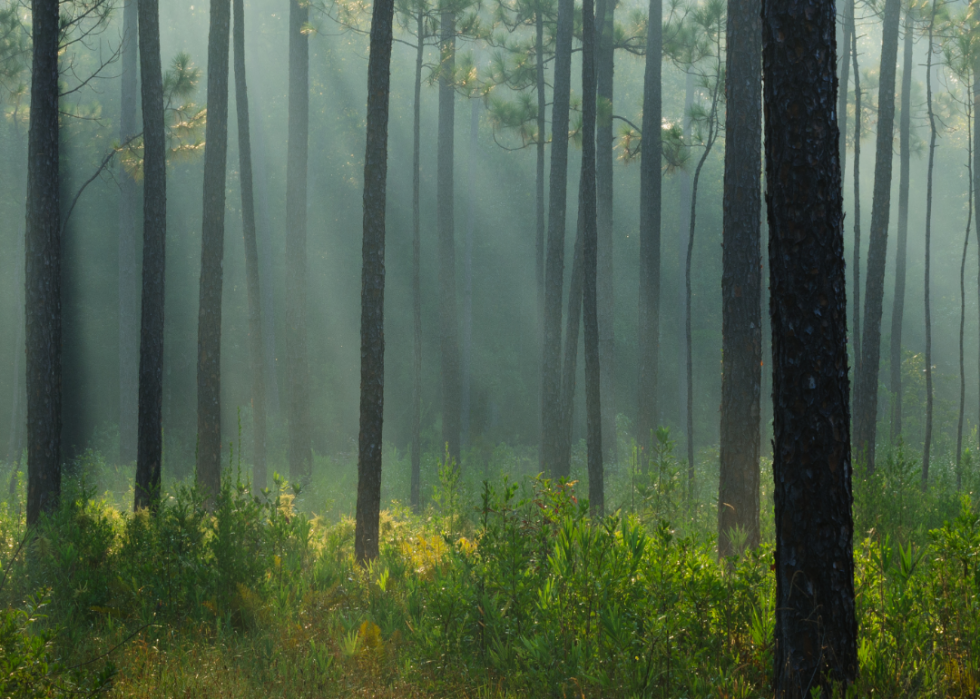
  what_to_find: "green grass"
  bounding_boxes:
[0,429,979,697]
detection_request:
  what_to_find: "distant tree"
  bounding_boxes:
[133,0,167,511]
[889,6,916,443]
[233,0,268,492]
[854,0,901,472]
[286,0,313,484]
[355,0,397,564]
[762,0,858,691]
[850,10,862,378]
[718,0,761,557]
[25,0,62,525]
[118,0,139,466]
[921,1,938,489]
[196,0,232,500]
[838,0,853,176]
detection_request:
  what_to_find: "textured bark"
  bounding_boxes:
[957,76,972,489]
[762,0,858,692]
[922,14,936,489]
[581,0,602,516]
[196,0,231,500]
[853,0,900,473]
[411,11,423,512]
[233,0,268,492]
[541,0,573,473]
[596,0,616,465]
[118,0,140,465]
[25,0,61,525]
[355,0,395,564]
[286,0,312,483]
[438,8,461,467]
[718,0,761,557]
[461,96,478,446]
[134,0,167,510]
[636,0,662,452]
[851,21,861,376]
[889,13,913,443]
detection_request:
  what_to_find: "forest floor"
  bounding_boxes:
[1,432,979,698]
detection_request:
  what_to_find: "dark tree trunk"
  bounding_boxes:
[196,0,231,500]
[557,218,583,477]
[233,0,267,492]
[438,10,461,468]
[762,0,858,692]
[581,0,602,516]
[853,0,900,473]
[134,0,167,511]
[636,0,662,453]
[718,0,762,557]
[118,0,140,465]
[355,0,396,564]
[25,0,61,525]
[535,7,546,449]
[889,13,913,443]
[957,74,972,489]
[596,0,616,465]
[461,96,478,446]
[922,13,936,489]
[541,0,574,473]
[851,22,861,379]
[411,13,424,512]
[286,0,312,483]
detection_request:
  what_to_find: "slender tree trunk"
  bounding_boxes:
[719,0,762,557]
[134,0,167,510]
[541,0,574,473]
[286,0,312,483]
[851,23,862,378]
[581,0,602,515]
[973,58,980,450]
[922,12,936,490]
[461,96,478,446]
[677,72,693,434]
[438,8,461,467]
[889,13,914,443]
[196,0,232,499]
[763,0,858,691]
[853,0,901,473]
[535,8,546,449]
[838,0,852,179]
[118,0,140,465]
[557,218,583,477]
[232,0,267,492]
[596,0,616,465]
[636,0,662,454]
[957,74,972,490]
[25,0,61,525]
[411,15,423,512]
[355,0,396,564]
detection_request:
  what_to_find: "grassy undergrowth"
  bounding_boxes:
[0,431,979,697]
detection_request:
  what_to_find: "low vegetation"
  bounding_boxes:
[0,430,979,697]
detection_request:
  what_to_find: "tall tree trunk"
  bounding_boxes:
[636,0,662,454]
[438,7,461,467]
[461,96,478,446]
[355,0,396,564]
[851,22,861,378]
[286,0,312,483]
[134,0,167,511]
[957,74,972,490]
[838,0,852,179]
[118,0,140,465]
[411,15,424,512]
[581,0,602,516]
[535,7,546,449]
[763,0,858,691]
[26,0,61,525]
[541,0,574,473]
[973,59,980,450]
[596,0,616,465]
[922,12,936,489]
[853,0,901,473]
[196,0,232,499]
[233,0,267,492]
[718,0,762,557]
[889,13,914,443]
[677,72,693,435]
[557,218,583,477]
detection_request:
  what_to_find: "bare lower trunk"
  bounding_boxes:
[558,219,584,478]
[851,23,862,381]
[922,12,936,490]
[957,76,972,490]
